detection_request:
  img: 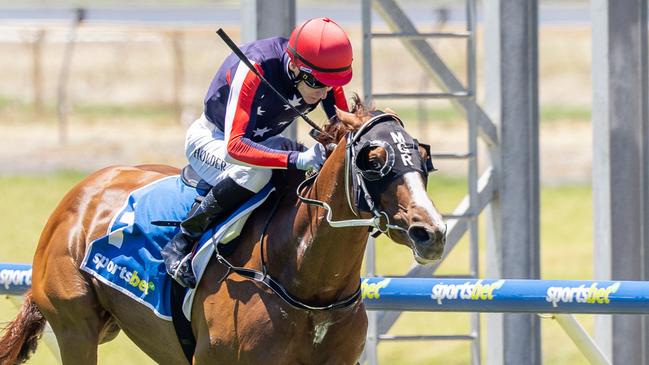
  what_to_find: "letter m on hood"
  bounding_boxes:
[390,132,406,144]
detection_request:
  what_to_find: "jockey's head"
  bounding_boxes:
[287,17,353,88]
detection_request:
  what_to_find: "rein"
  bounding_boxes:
[209,113,425,311]
[296,173,405,235]
[214,192,362,311]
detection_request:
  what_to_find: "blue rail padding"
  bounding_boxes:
[0,263,32,296]
[3,263,649,315]
[361,277,649,314]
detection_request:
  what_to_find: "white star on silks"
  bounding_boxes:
[253,126,272,137]
[278,120,291,126]
[283,95,302,110]
[257,106,265,116]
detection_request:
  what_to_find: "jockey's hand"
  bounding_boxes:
[296,143,326,171]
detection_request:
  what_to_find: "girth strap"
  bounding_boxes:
[216,257,362,311]
[214,190,362,312]
[170,280,196,364]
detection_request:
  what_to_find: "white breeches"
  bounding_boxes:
[185,114,297,193]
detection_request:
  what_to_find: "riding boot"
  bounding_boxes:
[161,176,255,288]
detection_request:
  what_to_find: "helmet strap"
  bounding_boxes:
[292,75,302,88]
[287,60,302,87]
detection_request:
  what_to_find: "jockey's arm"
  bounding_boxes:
[223,62,301,170]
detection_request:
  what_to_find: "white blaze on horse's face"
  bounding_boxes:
[404,172,444,226]
[399,171,446,262]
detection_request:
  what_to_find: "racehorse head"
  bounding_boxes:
[317,97,446,263]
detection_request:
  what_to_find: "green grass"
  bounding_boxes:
[0,173,595,364]
[388,104,591,126]
[74,103,176,120]
[0,171,87,263]
[0,95,591,127]
[540,105,591,123]
[0,96,12,109]
[0,98,178,126]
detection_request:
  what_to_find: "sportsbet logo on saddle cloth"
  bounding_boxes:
[80,175,274,320]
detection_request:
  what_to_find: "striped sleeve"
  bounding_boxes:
[321,86,349,119]
[332,86,349,112]
[223,61,297,169]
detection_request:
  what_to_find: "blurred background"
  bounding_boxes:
[0,0,592,182]
[0,0,599,364]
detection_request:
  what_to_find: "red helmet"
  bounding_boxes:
[287,17,353,87]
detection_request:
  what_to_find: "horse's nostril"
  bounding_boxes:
[408,226,432,244]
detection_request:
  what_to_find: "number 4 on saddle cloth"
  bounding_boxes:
[80,172,275,321]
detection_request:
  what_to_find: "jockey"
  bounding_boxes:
[161,17,354,288]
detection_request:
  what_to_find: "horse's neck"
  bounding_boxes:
[285,140,370,302]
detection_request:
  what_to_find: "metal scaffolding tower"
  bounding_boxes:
[361,1,486,363]
[362,1,541,363]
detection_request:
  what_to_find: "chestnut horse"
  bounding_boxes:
[0,102,446,365]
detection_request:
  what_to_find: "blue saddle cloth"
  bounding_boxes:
[80,175,273,320]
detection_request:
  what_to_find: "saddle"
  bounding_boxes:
[180,164,212,191]
[178,165,253,246]
[80,167,276,364]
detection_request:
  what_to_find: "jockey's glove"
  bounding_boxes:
[296,142,326,171]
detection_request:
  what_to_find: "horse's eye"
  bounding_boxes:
[358,146,387,171]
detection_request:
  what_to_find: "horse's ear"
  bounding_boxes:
[384,107,396,115]
[335,106,363,129]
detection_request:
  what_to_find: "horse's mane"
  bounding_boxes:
[271,94,374,193]
[316,94,374,146]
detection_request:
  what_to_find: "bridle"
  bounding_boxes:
[213,113,434,312]
[297,112,433,236]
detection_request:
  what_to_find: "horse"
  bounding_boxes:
[0,99,446,365]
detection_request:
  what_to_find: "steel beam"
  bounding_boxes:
[483,1,541,364]
[592,1,649,363]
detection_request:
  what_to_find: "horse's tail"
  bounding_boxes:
[0,290,46,365]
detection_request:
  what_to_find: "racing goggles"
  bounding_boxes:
[298,71,328,89]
